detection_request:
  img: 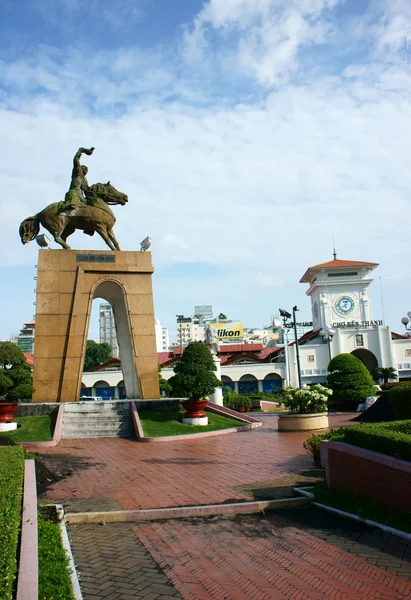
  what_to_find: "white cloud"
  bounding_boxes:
[183,0,343,85]
[1,0,411,339]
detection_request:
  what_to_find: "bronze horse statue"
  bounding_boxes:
[19,182,128,251]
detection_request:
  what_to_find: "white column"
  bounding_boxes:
[210,355,224,406]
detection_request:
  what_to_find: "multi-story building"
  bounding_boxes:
[15,321,35,354]
[99,303,119,358]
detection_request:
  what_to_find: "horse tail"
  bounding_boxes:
[19,215,40,244]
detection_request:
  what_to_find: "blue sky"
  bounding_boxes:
[1,0,410,342]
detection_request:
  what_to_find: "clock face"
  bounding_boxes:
[335,295,355,315]
[313,301,319,318]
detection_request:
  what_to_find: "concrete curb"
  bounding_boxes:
[65,496,309,524]
[55,504,83,600]
[131,401,262,442]
[17,460,38,600]
[18,403,65,449]
[293,487,411,542]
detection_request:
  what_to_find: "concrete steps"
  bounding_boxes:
[62,401,135,439]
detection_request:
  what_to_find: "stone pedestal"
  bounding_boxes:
[210,355,223,406]
[0,422,18,432]
[33,250,160,403]
[182,416,209,426]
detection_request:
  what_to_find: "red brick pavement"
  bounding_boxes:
[32,414,354,511]
[133,515,411,599]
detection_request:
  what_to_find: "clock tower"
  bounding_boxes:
[300,255,379,332]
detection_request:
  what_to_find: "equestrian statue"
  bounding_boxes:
[19,147,128,251]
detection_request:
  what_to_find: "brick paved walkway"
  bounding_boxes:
[32,413,354,511]
[133,514,411,599]
[68,522,182,600]
[273,506,411,581]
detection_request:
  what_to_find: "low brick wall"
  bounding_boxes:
[15,403,59,417]
[321,441,411,514]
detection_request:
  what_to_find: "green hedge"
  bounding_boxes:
[388,383,411,420]
[0,446,25,600]
[38,513,75,600]
[343,421,411,462]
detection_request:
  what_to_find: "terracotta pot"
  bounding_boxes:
[245,407,251,412]
[181,398,208,419]
[235,407,246,413]
[0,403,18,423]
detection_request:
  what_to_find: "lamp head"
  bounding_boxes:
[36,234,51,248]
[401,316,409,325]
[140,236,151,251]
[279,308,291,319]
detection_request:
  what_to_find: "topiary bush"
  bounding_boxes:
[387,383,411,420]
[0,342,34,402]
[169,342,221,401]
[327,353,376,409]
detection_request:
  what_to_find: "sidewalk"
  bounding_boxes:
[32,413,354,512]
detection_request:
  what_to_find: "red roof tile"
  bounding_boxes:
[23,352,34,366]
[300,259,378,283]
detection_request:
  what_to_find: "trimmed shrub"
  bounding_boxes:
[169,342,221,401]
[0,446,25,600]
[222,387,252,409]
[303,427,346,460]
[327,354,376,408]
[381,381,406,391]
[388,383,411,420]
[342,421,411,462]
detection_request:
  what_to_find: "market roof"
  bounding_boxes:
[300,258,379,283]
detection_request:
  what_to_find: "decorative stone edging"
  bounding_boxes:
[293,487,411,542]
[18,404,65,449]
[131,401,262,442]
[17,460,38,600]
[65,496,309,524]
[55,505,83,600]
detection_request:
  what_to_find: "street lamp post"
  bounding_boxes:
[401,311,411,334]
[319,328,335,363]
[279,307,302,389]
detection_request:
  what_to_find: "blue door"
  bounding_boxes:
[263,379,283,393]
[238,380,258,395]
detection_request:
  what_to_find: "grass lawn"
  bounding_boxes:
[312,483,411,534]
[1,415,55,442]
[138,409,247,437]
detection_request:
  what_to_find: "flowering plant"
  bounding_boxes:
[279,384,332,414]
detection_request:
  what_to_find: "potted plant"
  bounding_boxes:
[169,342,221,424]
[0,342,34,430]
[277,384,332,431]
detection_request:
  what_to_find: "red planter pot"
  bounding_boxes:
[235,407,246,413]
[0,403,18,423]
[181,399,208,419]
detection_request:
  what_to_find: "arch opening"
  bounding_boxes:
[351,349,378,374]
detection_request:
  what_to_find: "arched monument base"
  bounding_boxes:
[32,250,160,403]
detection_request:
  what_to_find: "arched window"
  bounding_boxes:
[263,373,283,393]
[221,375,235,392]
[238,374,258,395]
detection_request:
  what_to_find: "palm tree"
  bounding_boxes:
[375,366,398,385]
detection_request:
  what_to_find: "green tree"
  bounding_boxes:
[0,341,34,401]
[158,365,172,396]
[84,340,112,371]
[327,353,376,407]
[218,313,227,321]
[375,366,398,385]
[169,341,221,401]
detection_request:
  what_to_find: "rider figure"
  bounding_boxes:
[60,147,95,212]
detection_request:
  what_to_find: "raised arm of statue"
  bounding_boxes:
[72,147,95,175]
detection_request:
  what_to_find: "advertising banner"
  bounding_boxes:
[209,322,244,339]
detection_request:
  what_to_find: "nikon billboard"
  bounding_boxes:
[209,322,243,339]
